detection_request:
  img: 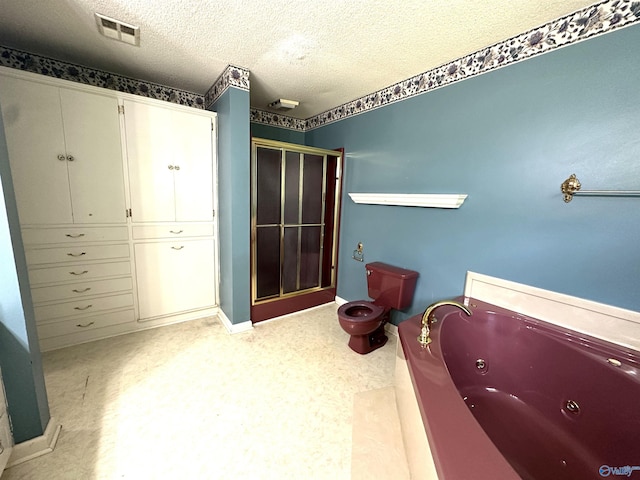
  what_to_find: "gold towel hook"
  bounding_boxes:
[561,174,581,203]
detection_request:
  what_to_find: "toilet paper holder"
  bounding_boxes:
[352,242,364,262]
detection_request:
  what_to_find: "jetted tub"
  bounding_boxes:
[397,297,640,480]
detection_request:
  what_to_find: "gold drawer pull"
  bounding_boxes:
[72,287,91,293]
[76,321,95,328]
[69,270,89,276]
[67,252,86,257]
[65,233,85,238]
[171,246,184,250]
[169,230,183,234]
[73,304,93,311]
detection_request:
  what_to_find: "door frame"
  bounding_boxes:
[250,138,344,322]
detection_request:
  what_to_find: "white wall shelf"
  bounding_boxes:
[348,193,467,209]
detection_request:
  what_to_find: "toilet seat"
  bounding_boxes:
[337,300,388,354]
[337,301,384,320]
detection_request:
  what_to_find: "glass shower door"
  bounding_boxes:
[282,151,324,294]
[251,139,343,322]
[254,146,281,300]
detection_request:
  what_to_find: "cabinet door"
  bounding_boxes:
[0,77,73,224]
[134,240,215,319]
[123,99,177,222]
[60,89,126,224]
[171,110,214,221]
[0,368,12,473]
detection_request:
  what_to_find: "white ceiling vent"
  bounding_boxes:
[268,99,299,111]
[95,13,140,46]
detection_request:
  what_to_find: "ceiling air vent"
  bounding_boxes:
[95,13,140,46]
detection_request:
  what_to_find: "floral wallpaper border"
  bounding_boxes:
[204,65,250,108]
[2,0,638,125]
[252,0,640,132]
[249,108,306,132]
[0,46,206,108]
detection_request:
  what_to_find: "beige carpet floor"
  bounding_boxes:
[3,303,408,479]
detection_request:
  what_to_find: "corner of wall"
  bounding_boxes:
[210,87,251,325]
[0,108,50,443]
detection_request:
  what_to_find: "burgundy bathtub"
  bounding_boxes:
[398,297,640,480]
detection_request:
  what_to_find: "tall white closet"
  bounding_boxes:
[122,98,217,321]
[0,67,219,351]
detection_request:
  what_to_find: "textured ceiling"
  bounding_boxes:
[0,0,600,118]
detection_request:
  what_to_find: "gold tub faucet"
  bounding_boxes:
[417,300,472,346]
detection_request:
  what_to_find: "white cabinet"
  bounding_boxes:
[134,238,216,319]
[0,68,218,350]
[124,98,218,322]
[23,226,135,351]
[0,367,13,474]
[0,76,126,225]
[123,99,214,222]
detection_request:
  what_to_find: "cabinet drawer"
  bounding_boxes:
[25,244,129,265]
[28,261,131,285]
[35,293,134,322]
[31,277,132,303]
[37,309,135,339]
[21,226,129,245]
[132,224,214,240]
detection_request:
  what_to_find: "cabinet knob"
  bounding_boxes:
[57,154,66,161]
[66,155,75,162]
[168,165,174,170]
[174,165,180,171]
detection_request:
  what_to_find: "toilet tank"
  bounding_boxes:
[366,262,419,310]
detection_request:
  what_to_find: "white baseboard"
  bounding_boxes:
[7,417,61,468]
[217,309,253,334]
[385,323,399,337]
[335,296,348,306]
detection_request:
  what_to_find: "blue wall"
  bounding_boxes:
[251,122,306,144]
[210,88,251,324]
[305,24,640,324]
[0,112,50,442]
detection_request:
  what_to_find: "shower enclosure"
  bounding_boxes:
[251,138,343,322]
